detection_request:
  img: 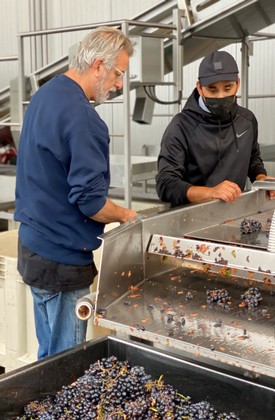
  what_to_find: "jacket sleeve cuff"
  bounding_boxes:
[78,196,107,218]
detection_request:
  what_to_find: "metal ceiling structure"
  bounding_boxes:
[181,0,275,63]
[2,0,275,209]
[14,0,275,103]
[129,0,275,67]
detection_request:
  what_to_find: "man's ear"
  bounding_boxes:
[91,58,104,74]
[236,76,241,92]
[196,80,203,96]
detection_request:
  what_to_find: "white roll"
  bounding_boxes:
[75,292,97,320]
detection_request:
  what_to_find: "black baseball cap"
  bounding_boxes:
[198,51,239,86]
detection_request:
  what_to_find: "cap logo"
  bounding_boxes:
[214,61,223,70]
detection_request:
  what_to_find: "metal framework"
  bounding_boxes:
[2,0,275,208]
[16,18,179,207]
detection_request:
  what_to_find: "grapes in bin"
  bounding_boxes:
[240,218,262,234]
[15,356,240,419]
[239,287,262,309]
[206,288,231,309]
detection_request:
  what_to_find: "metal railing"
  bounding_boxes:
[0,56,19,128]
[17,18,179,207]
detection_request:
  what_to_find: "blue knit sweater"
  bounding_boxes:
[15,75,110,265]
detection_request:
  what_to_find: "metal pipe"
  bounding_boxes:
[17,34,25,127]
[42,0,48,65]
[250,31,275,39]
[241,39,249,108]
[173,8,184,115]
[0,56,18,62]
[18,19,175,38]
[75,292,97,321]
[0,122,21,127]
[121,21,132,208]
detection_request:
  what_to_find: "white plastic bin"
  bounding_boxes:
[0,226,114,372]
[0,230,37,372]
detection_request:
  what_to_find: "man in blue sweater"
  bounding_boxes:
[14,26,137,359]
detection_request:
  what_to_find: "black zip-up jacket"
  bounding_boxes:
[156,88,266,206]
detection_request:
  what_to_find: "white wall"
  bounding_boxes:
[0,0,161,88]
[0,0,19,88]
[0,1,275,156]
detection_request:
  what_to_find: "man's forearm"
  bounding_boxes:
[90,198,137,224]
[186,185,212,203]
[187,181,241,203]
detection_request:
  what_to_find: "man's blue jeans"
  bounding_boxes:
[31,286,90,359]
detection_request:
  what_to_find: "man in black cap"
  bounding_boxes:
[156,50,271,207]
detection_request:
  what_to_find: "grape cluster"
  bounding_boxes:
[206,288,231,309]
[240,218,262,234]
[179,401,239,419]
[185,291,194,302]
[15,356,240,419]
[240,287,262,309]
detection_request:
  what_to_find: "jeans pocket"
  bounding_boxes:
[31,286,59,302]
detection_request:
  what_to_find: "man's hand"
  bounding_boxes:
[187,180,241,203]
[90,198,138,224]
[256,175,275,200]
[211,180,242,202]
[268,190,275,200]
[120,207,138,223]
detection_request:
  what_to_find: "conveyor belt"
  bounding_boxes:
[95,189,275,381]
[184,210,273,250]
[97,265,275,378]
[147,209,275,275]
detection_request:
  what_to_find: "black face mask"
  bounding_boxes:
[204,95,236,119]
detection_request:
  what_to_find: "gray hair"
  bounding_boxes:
[70,26,134,73]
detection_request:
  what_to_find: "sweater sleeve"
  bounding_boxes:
[247,115,267,182]
[156,114,192,206]
[65,124,109,217]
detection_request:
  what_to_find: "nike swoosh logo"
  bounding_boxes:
[236,130,247,138]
